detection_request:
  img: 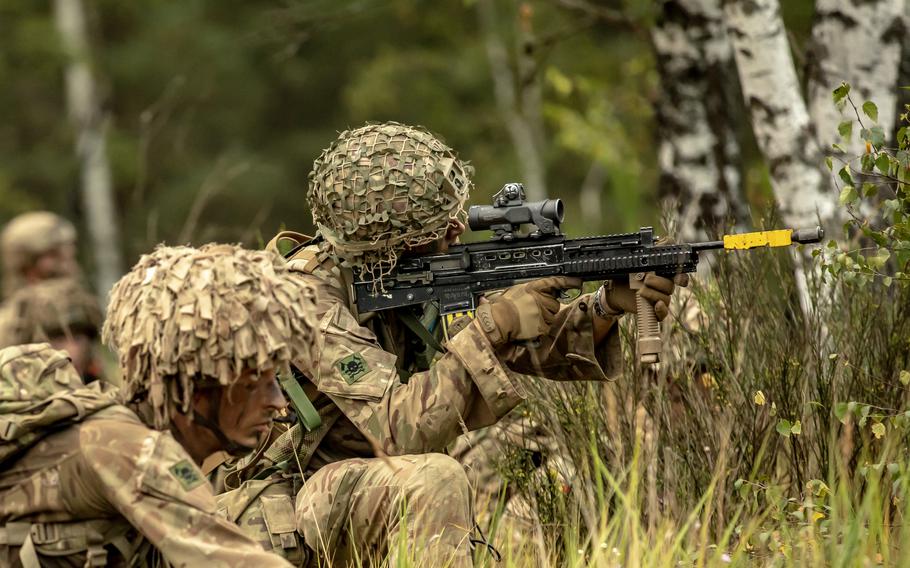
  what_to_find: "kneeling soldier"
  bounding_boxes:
[0,244,318,566]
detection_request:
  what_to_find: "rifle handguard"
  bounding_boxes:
[630,273,661,364]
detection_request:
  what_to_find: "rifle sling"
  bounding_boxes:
[279,375,321,432]
[398,309,446,355]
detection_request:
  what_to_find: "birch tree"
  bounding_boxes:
[807,0,906,158]
[54,0,123,303]
[724,0,833,230]
[652,0,748,241]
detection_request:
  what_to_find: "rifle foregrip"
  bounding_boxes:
[630,273,661,364]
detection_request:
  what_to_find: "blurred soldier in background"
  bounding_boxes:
[0,244,318,567]
[0,277,105,383]
[0,211,80,298]
[215,122,685,567]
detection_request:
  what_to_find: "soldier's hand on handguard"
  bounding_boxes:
[595,273,689,321]
[476,276,582,346]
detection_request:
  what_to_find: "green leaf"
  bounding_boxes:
[863,182,878,197]
[776,419,792,437]
[868,126,885,150]
[872,422,886,439]
[884,276,893,286]
[898,127,908,146]
[838,121,853,140]
[867,247,891,269]
[833,83,851,104]
[791,420,802,435]
[858,404,872,426]
[862,101,879,123]
[861,154,875,173]
[825,156,833,171]
[838,166,854,186]
[883,199,901,219]
[900,370,910,386]
[876,154,892,175]
[839,185,858,206]
[545,67,574,98]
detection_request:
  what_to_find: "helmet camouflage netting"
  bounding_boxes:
[1,278,102,345]
[307,122,473,279]
[102,243,318,429]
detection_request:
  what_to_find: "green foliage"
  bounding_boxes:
[4,0,660,271]
[823,84,910,288]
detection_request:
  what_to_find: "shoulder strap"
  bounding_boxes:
[280,371,321,432]
[398,308,446,355]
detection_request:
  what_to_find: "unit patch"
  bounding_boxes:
[336,353,370,384]
[168,459,205,491]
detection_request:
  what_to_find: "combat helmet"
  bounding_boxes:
[0,212,77,296]
[0,278,102,346]
[307,122,472,279]
[102,243,318,429]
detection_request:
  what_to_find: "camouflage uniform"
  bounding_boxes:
[0,277,114,383]
[0,211,78,298]
[216,123,623,567]
[0,344,294,567]
[0,244,319,567]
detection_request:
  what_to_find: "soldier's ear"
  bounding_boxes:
[445,218,465,242]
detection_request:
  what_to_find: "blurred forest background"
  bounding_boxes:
[1,0,821,293]
[6,2,910,564]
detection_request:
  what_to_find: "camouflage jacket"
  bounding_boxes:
[268,238,623,472]
[0,345,291,568]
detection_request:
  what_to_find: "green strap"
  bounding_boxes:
[398,309,446,354]
[279,375,321,432]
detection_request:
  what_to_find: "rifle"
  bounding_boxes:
[353,183,823,363]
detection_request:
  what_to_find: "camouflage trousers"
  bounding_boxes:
[297,453,474,567]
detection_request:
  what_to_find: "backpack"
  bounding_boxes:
[0,343,133,567]
[0,343,118,467]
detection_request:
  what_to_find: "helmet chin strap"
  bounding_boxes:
[189,388,253,457]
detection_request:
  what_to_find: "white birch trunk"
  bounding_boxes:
[54,0,123,305]
[478,0,548,201]
[652,0,748,241]
[808,0,906,157]
[724,0,835,229]
[579,161,606,227]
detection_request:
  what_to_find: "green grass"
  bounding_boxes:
[370,239,910,567]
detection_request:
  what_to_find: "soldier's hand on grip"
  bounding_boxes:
[597,273,689,321]
[476,276,582,346]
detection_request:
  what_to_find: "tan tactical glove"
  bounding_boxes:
[475,276,582,346]
[595,273,689,321]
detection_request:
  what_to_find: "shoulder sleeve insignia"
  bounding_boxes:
[168,459,205,491]
[336,353,370,384]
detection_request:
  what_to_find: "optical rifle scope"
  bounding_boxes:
[467,183,564,241]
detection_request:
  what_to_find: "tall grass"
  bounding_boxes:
[479,246,910,566]
[368,243,910,567]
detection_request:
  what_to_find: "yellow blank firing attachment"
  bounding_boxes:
[723,229,794,250]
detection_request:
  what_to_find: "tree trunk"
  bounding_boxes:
[478,0,548,201]
[724,0,834,229]
[579,161,607,228]
[652,0,748,241]
[54,0,123,305]
[807,0,906,158]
